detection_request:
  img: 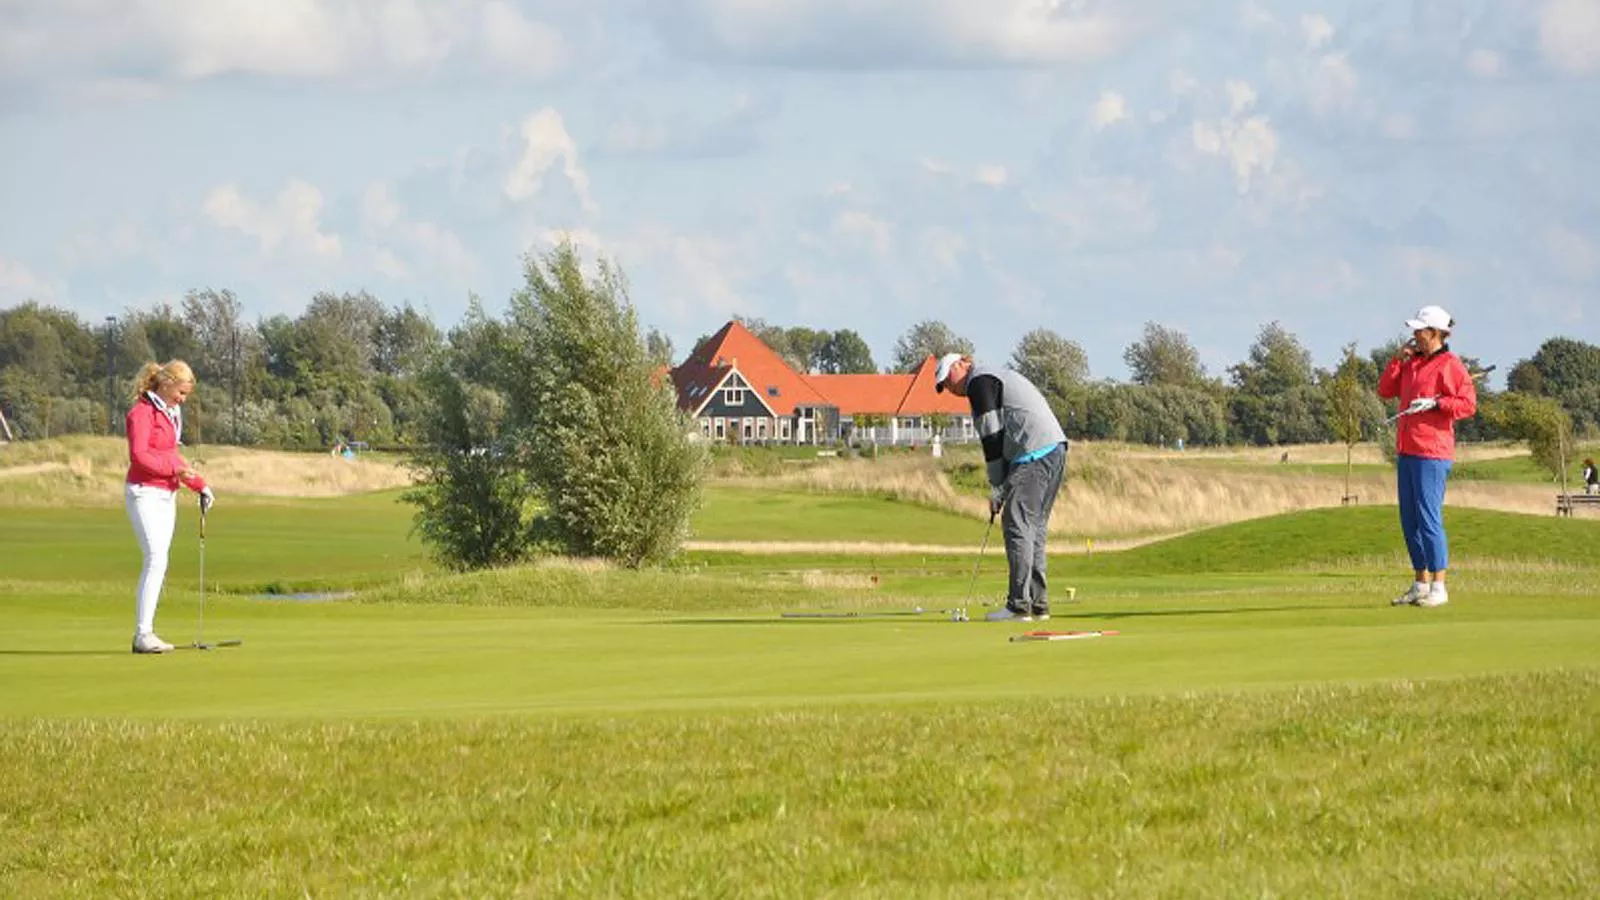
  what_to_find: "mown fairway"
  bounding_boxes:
[3,485,1599,897]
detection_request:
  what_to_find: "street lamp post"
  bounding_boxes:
[231,324,240,444]
[104,316,117,435]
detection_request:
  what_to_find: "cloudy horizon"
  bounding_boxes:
[2,0,1597,380]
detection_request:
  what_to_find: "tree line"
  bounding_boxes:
[3,290,1598,450]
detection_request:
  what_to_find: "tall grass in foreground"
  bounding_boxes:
[4,672,1594,898]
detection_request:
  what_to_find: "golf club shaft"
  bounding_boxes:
[196,510,207,648]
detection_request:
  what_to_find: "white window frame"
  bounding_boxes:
[779,418,792,440]
[724,387,746,407]
[757,418,769,440]
[714,418,726,439]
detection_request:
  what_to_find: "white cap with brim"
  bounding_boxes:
[1405,305,1453,331]
[933,353,964,393]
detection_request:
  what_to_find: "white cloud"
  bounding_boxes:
[1308,53,1357,117]
[920,227,968,271]
[650,0,1148,68]
[1225,80,1257,115]
[0,257,57,300]
[1169,69,1198,97]
[504,108,596,213]
[1544,223,1599,280]
[0,0,568,92]
[202,179,342,260]
[1465,48,1502,78]
[1192,116,1279,195]
[1300,13,1335,51]
[362,183,478,284]
[922,158,1009,188]
[833,210,894,258]
[1540,0,1600,74]
[1091,90,1129,130]
[480,1,567,78]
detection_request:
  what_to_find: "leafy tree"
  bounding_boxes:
[1326,344,1384,499]
[507,240,706,567]
[645,327,675,368]
[1481,393,1576,489]
[404,364,533,571]
[374,302,443,378]
[1009,328,1088,403]
[1123,322,1205,388]
[815,329,877,374]
[891,320,973,373]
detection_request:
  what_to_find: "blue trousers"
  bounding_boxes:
[1396,454,1452,573]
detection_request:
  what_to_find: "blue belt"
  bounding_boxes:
[1012,442,1062,465]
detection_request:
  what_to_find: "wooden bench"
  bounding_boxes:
[1556,493,1600,516]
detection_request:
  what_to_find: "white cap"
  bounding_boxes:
[933,353,964,393]
[1405,305,1454,332]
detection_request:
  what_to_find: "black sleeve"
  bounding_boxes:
[967,373,1005,465]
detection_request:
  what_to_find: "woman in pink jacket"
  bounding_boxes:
[125,360,214,653]
[1377,306,1477,609]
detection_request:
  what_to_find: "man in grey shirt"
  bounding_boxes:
[935,353,1069,622]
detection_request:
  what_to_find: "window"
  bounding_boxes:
[714,418,726,439]
[779,419,792,440]
[767,386,780,397]
[700,419,712,437]
[757,418,769,440]
[724,387,746,407]
[741,419,754,440]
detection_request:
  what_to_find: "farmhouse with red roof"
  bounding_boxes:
[670,320,973,445]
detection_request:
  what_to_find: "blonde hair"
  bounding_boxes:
[133,360,196,401]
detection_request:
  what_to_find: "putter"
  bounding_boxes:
[188,494,242,651]
[965,486,1007,609]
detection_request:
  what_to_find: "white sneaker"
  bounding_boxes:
[132,632,175,654]
[985,607,1033,623]
[1391,583,1427,606]
[1416,586,1449,608]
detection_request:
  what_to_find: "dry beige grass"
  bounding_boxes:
[721,440,1560,540]
[0,436,412,506]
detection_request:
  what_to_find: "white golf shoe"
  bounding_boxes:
[132,632,175,654]
[1415,585,1449,608]
[1391,583,1428,606]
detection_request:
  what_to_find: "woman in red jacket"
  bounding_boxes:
[1377,306,1477,609]
[125,360,213,653]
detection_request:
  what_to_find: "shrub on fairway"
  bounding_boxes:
[506,240,706,567]
[405,363,536,571]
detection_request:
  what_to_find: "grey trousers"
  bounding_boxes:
[1002,443,1067,615]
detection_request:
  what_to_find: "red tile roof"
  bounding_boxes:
[677,320,828,416]
[671,321,972,418]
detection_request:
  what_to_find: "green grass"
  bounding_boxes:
[3,484,1599,896]
[4,675,1595,898]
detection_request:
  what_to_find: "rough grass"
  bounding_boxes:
[3,675,1595,898]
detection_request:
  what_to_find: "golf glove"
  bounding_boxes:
[1405,397,1439,415]
[989,485,1005,517]
[199,486,215,514]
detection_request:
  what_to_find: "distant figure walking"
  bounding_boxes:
[1377,307,1477,609]
[1584,458,1599,497]
[125,360,214,654]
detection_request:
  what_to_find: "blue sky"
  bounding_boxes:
[1,0,1597,380]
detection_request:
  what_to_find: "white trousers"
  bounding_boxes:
[125,483,177,636]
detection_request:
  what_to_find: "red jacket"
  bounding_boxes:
[1378,348,1477,461]
[125,397,207,492]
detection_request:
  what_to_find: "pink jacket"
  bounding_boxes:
[125,398,207,492]
[1378,349,1477,461]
